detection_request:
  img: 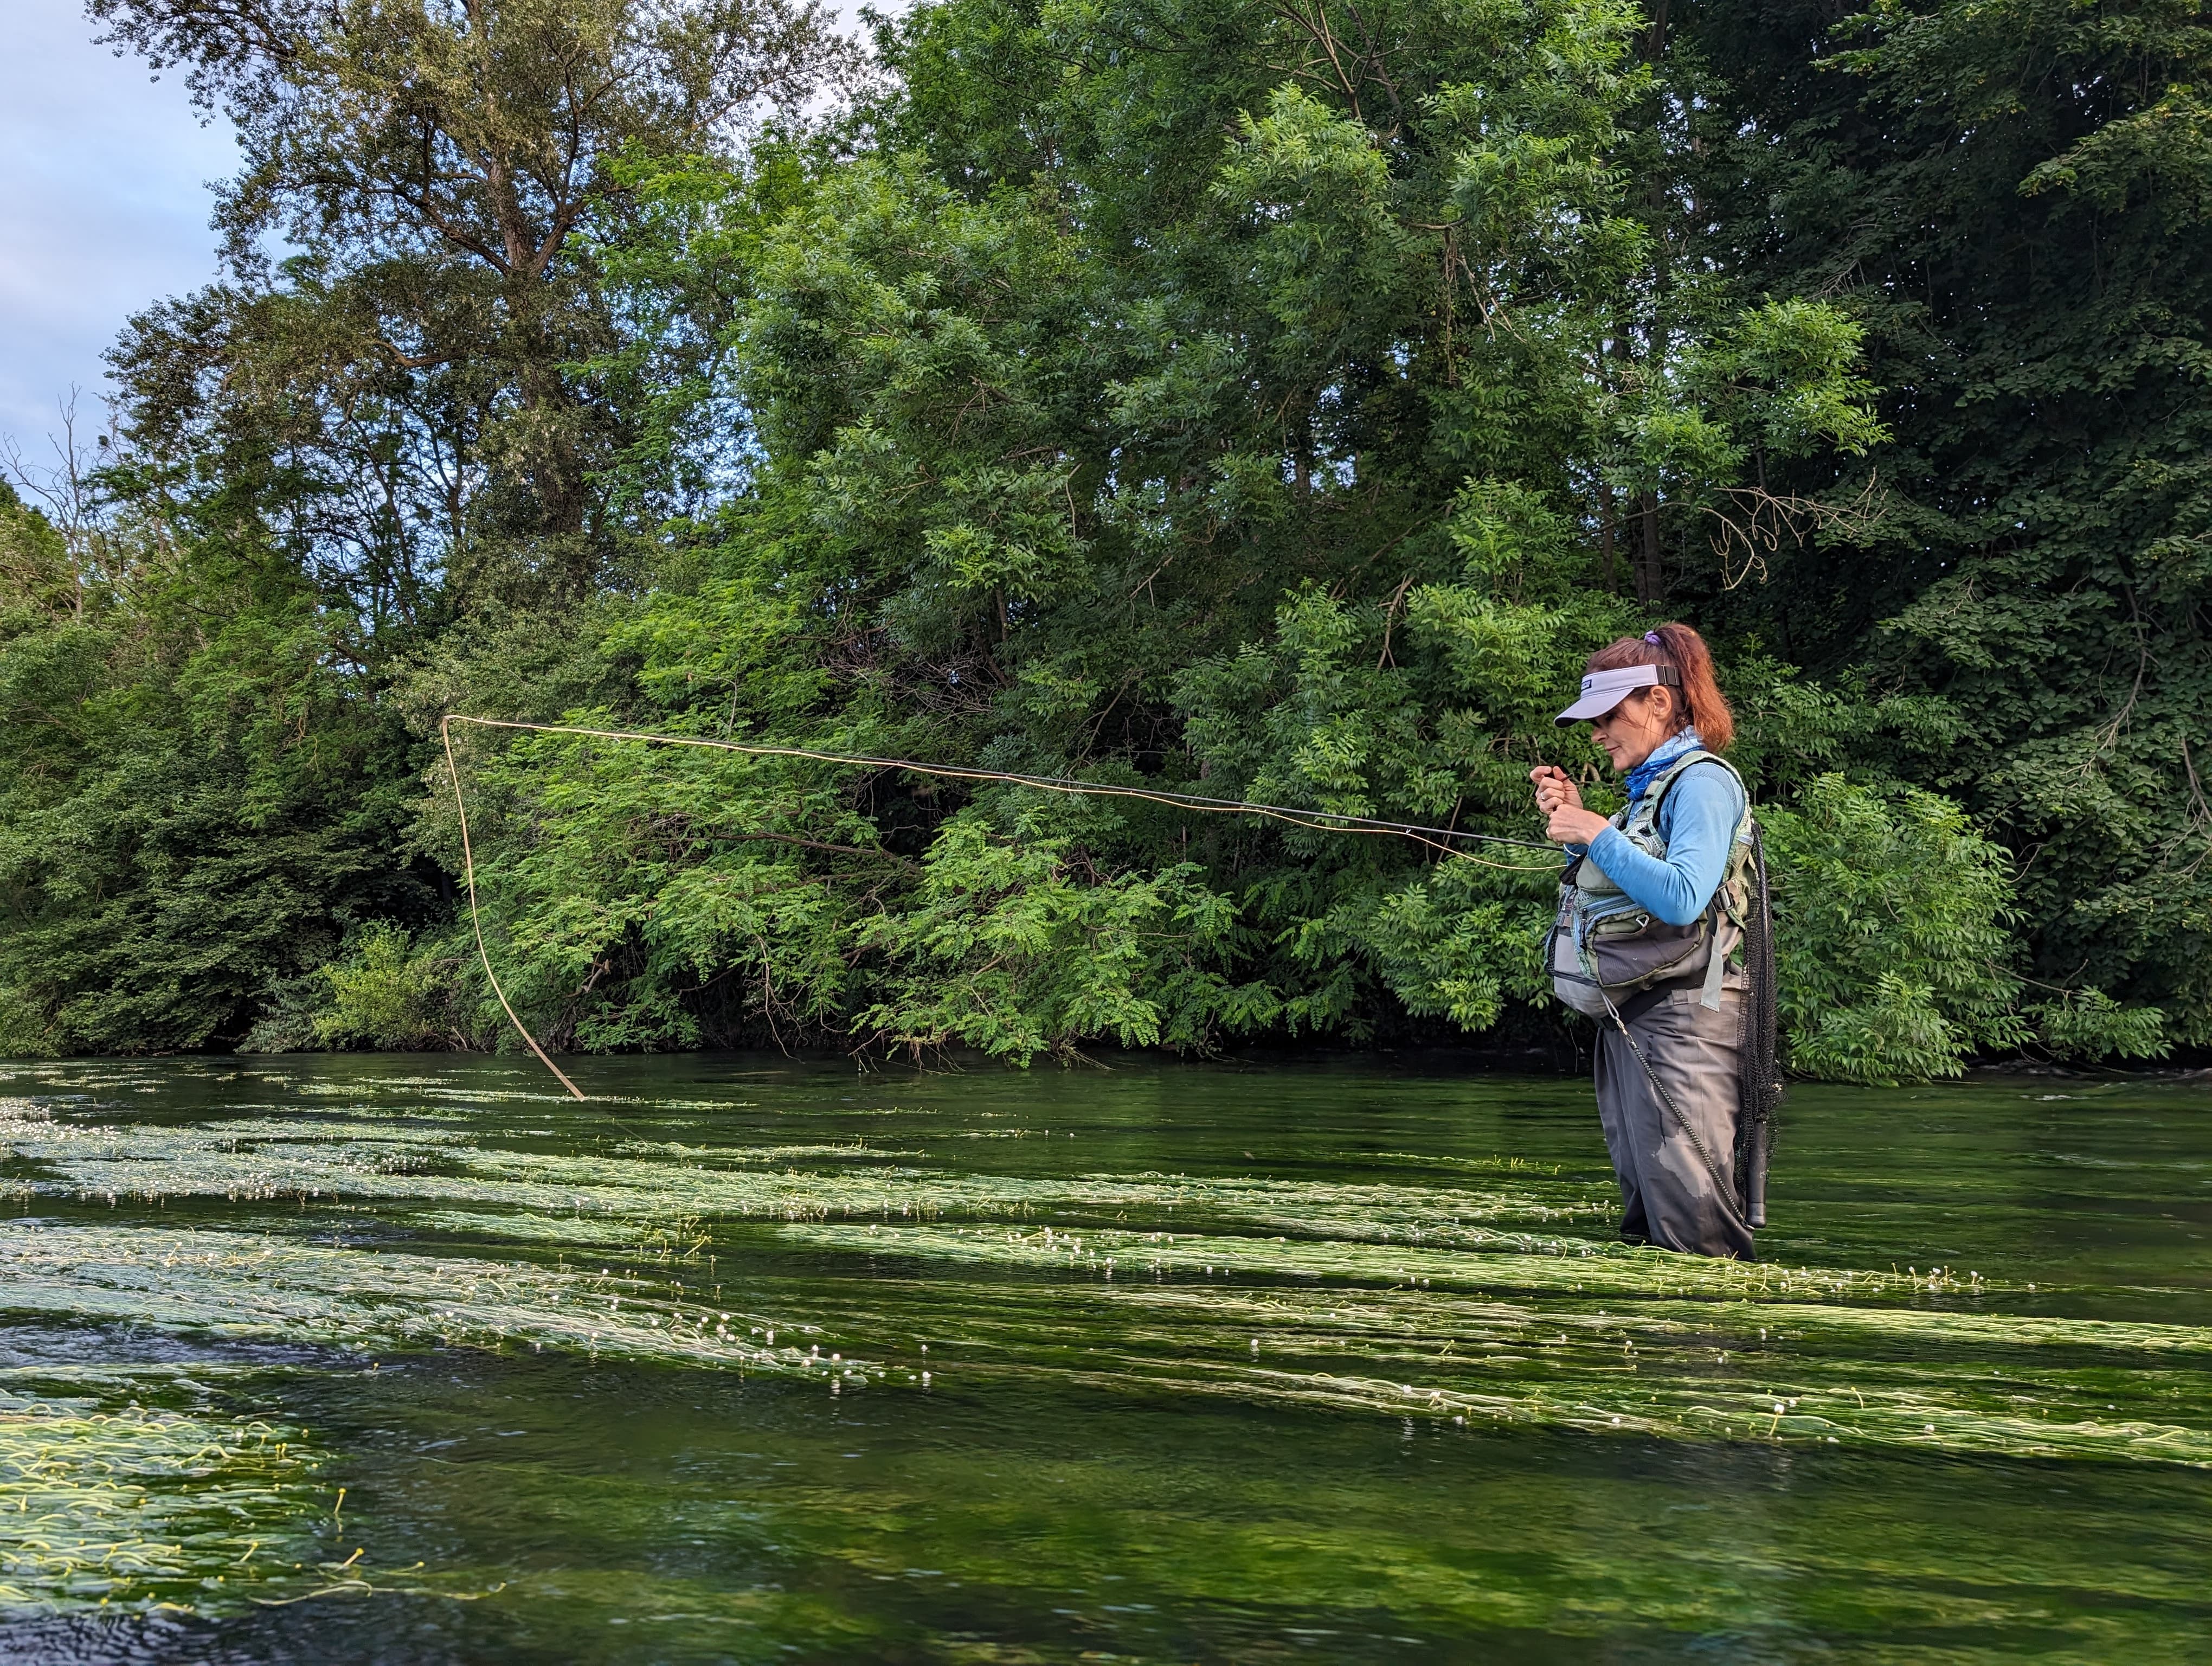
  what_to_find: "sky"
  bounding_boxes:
[0,0,239,458]
[0,1,889,466]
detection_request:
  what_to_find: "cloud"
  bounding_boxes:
[0,0,236,453]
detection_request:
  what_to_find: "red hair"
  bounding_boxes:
[1585,623,1734,752]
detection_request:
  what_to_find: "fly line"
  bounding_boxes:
[438,714,1564,1100]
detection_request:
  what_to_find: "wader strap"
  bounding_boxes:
[1699,935,1728,1010]
[1612,982,1675,1026]
[1615,966,1714,1025]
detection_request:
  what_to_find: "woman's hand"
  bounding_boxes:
[1529,765,1580,816]
[1545,804,1612,845]
[1530,766,1609,847]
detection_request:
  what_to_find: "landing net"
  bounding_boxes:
[1735,824,1784,1226]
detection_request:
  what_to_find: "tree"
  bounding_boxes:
[92,0,854,621]
[0,2,855,1054]
[18,0,2185,1074]
[1687,0,2212,1043]
[413,0,1888,1061]
[0,467,430,1052]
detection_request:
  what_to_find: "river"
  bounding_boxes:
[0,1054,2205,1661]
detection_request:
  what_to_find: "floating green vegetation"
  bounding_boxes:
[0,1367,321,1611]
[5,1110,1615,1244]
[0,1223,874,1384]
[5,1098,2210,1482]
[782,1225,2212,1466]
[400,1206,719,1261]
[794,1220,1943,1301]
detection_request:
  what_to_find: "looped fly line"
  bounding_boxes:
[439,714,1564,1099]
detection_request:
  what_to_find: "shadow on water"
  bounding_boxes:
[0,1053,2207,1662]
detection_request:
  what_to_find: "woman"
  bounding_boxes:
[1530,624,1767,1260]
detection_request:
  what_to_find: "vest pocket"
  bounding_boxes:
[1586,917,1711,990]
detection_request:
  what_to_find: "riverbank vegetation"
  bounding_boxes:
[2,0,2203,1079]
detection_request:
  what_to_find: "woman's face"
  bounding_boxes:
[1589,688,1678,773]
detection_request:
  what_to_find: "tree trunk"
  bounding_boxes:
[1599,481,1618,592]
[1638,491,1663,605]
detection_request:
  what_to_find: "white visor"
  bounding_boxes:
[1555,663,1680,726]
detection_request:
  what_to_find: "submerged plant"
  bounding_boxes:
[0,1223,865,1382]
[781,1223,2212,1466]
[0,1367,321,1611]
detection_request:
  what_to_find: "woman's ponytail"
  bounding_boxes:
[1584,623,1734,752]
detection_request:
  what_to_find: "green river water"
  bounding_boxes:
[0,1054,2205,1662]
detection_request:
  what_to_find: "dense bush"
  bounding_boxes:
[1763,777,2164,1084]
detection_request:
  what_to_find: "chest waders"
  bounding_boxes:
[1546,751,1783,1228]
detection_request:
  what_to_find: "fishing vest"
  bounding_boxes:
[1547,749,1756,1019]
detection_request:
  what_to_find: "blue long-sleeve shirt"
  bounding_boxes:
[1568,761,1745,926]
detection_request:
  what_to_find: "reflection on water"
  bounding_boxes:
[0,1055,2207,1661]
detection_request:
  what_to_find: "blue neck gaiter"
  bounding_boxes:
[1623,727,1705,809]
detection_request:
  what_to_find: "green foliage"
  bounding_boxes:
[1761,778,2029,1084]
[859,813,1270,1062]
[1172,566,1625,1036]
[0,986,47,1059]
[1688,0,2212,1045]
[0,484,429,1053]
[13,0,2202,1080]
[1761,777,2165,1084]
[428,722,891,1052]
[307,926,470,1052]
[2028,987,2173,1066]
[239,921,476,1054]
